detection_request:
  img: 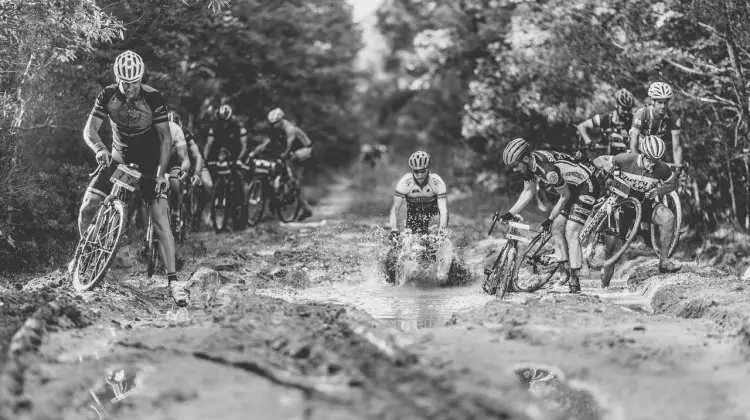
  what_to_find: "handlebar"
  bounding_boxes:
[488,214,539,236]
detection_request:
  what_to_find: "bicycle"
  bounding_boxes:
[166,171,192,244]
[208,154,246,233]
[482,214,541,299]
[648,163,683,258]
[71,163,146,291]
[579,172,642,270]
[268,157,302,223]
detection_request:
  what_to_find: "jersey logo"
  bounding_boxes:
[579,195,595,205]
[411,189,420,193]
[545,172,559,185]
[117,101,141,125]
[537,150,554,161]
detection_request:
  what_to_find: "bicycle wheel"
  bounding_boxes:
[146,216,158,278]
[482,245,514,297]
[72,200,126,292]
[211,176,229,233]
[513,233,562,292]
[585,197,642,269]
[650,191,682,258]
[246,178,266,227]
[276,179,301,222]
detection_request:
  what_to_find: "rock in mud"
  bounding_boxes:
[186,267,223,307]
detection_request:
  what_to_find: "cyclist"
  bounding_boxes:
[203,104,249,166]
[629,82,683,166]
[384,151,448,283]
[593,135,682,284]
[577,88,636,157]
[360,143,389,168]
[76,50,188,306]
[166,110,207,231]
[267,108,314,221]
[498,138,600,293]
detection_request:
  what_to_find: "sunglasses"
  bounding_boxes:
[412,168,428,175]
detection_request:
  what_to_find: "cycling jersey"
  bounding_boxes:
[606,152,675,223]
[90,84,168,176]
[522,150,599,224]
[268,120,313,152]
[630,105,681,161]
[206,120,247,161]
[593,110,633,135]
[395,173,447,234]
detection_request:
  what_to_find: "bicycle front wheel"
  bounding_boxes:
[586,197,642,269]
[514,233,561,292]
[72,200,126,292]
[276,179,301,222]
[482,245,515,298]
[211,176,229,233]
[650,191,682,258]
[246,178,266,227]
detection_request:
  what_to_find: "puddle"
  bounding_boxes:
[82,364,154,419]
[256,281,493,332]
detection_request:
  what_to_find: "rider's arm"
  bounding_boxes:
[281,122,297,157]
[249,134,271,157]
[176,144,189,167]
[592,155,615,173]
[629,108,646,152]
[389,195,405,232]
[203,128,215,160]
[190,142,203,173]
[154,121,173,179]
[83,115,106,154]
[628,127,641,152]
[437,196,448,229]
[576,116,597,145]
[237,126,249,161]
[508,179,536,215]
[671,128,682,166]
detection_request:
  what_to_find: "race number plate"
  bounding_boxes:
[609,177,630,198]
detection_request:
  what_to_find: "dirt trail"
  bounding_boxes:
[2,169,750,420]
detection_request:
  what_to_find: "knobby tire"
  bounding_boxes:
[72,200,126,292]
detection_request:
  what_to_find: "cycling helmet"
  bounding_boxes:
[615,88,635,108]
[113,50,145,82]
[167,110,182,126]
[502,138,531,166]
[648,82,673,100]
[640,135,666,160]
[268,108,285,124]
[408,151,431,170]
[216,104,233,121]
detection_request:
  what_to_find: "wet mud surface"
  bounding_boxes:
[2,170,750,420]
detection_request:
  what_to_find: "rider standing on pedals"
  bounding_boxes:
[203,104,249,170]
[74,50,188,306]
[629,82,683,166]
[266,108,315,221]
[385,151,448,284]
[498,138,600,294]
[577,88,637,158]
[592,135,682,285]
[166,110,207,230]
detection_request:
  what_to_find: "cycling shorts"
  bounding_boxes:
[559,179,599,225]
[86,164,166,203]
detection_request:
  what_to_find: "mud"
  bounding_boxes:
[2,168,750,419]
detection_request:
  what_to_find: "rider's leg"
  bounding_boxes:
[149,193,176,272]
[651,202,681,272]
[168,167,182,223]
[551,214,568,263]
[565,195,594,293]
[198,167,214,225]
[290,156,313,217]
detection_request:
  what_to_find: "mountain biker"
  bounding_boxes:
[577,88,636,157]
[629,82,683,166]
[267,108,314,221]
[203,104,249,167]
[166,110,208,230]
[360,143,389,168]
[76,50,188,306]
[499,138,600,293]
[593,135,682,285]
[384,151,448,283]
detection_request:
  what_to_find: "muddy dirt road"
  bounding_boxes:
[2,169,750,420]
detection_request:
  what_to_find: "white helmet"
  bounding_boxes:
[216,104,233,121]
[408,151,431,170]
[268,108,285,124]
[640,135,666,160]
[647,82,673,100]
[113,50,145,82]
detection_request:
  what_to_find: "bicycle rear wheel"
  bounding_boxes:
[650,191,682,258]
[276,179,301,222]
[211,176,229,233]
[585,197,642,269]
[72,200,126,292]
[514,233,561,292]
[246,178,266,227]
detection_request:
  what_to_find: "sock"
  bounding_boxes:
[167,272,178,284]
